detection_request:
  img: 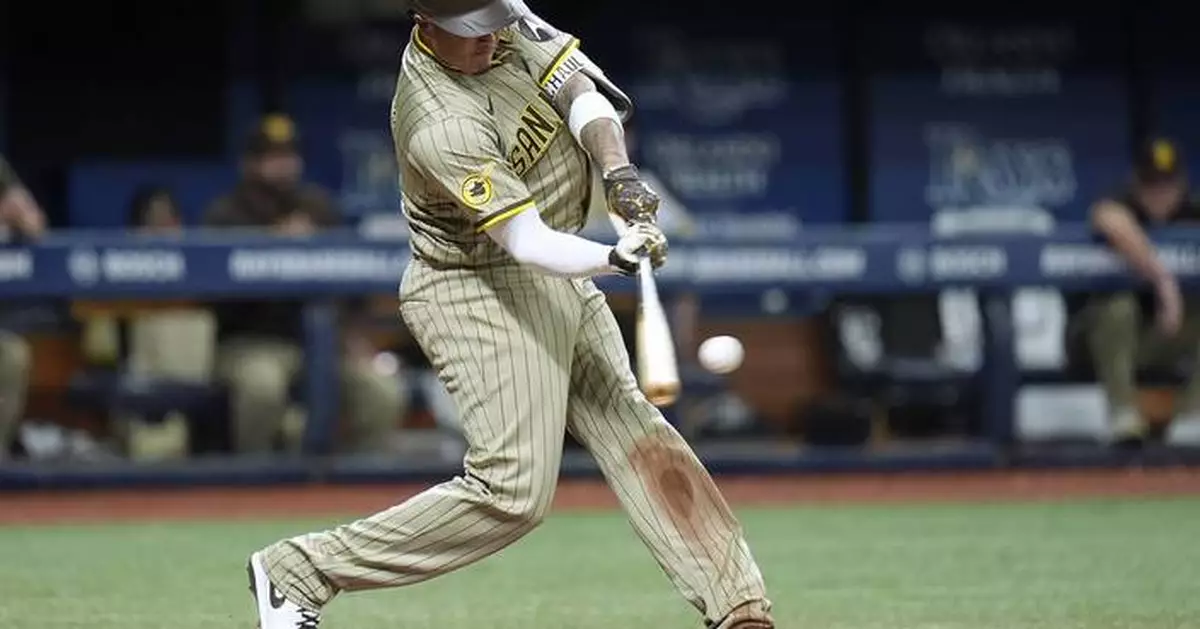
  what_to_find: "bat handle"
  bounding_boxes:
[636,258,659,296]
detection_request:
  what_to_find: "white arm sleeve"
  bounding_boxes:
[485,206,614,278]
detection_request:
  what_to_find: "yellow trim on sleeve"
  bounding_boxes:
[538,38,581,87]
[475,199,536,232]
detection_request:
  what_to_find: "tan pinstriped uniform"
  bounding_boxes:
[261,25,771,629]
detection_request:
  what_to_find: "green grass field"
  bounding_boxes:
[2,498,1198,629]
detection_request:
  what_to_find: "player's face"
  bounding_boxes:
[421,23,499,75]
[252,150,303,188]
[141,196,181,233]
[1135,177,1187,220]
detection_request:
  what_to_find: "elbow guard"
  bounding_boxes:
[568,91,623,145]
[576,50,633,122]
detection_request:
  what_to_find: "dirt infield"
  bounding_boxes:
[2,468,1199,526]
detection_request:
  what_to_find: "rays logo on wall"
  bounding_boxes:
[924,123,1077,209]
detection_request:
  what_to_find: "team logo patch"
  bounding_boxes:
[516,15,558,43]
[460,173,494,208]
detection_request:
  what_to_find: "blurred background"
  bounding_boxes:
[1,0,1198,483]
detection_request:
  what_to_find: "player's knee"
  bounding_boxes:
[503,495,552,530]
[0,334,31,376]
[483,471,557,530]
[344,364,405,414]
[228,357,291,405]
[340,365,405,452]
[1093,294,1140,333]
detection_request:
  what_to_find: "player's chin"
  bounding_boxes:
[465,55,493,73]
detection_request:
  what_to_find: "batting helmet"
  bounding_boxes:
[406,0,494,18]
[407,0,533,37]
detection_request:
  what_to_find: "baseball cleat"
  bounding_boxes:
[247,551,322,629]
[1108,409,1146,448]
[711,601,774,629]
[1166,414,1200,447]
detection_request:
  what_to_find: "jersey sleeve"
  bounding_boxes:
[506,20,586,103]
[506,19,634,120]
[407,118,536,232]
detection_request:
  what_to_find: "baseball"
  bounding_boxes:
[698,335,744,374]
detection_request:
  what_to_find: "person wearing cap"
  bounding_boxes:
[203,114,405,457]
[0,154,44,461]
[243,4,774,629]
[1085,138,1200,446]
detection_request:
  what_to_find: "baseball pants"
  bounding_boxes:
[0,331,30,460]
[1086,292,1200,416]
[260,260,771,627]
[216,337,404,454]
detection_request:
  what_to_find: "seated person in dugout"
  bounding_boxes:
[205,115,406,454]
[1081,138,1200,446]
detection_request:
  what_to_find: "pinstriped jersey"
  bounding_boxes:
[391,26,595,268]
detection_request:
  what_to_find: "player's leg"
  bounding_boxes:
[0,332,30,461]
[1157,298,1200,445]
[336,357,406,454]
[254,265,578,614]
[1086,292,1145,441]
[565,281,772,629]
[215,337,301,453]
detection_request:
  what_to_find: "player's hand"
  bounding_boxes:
[1155,276,1184,336]
[603,164,659,224]
[0,187,46,239]
[275,212,317,237]
[609,221,668,276]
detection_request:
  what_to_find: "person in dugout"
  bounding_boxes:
[1082,138,1200,447]
[203,114,405,455]
[0,155,46,461]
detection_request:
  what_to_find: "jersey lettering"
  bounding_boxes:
[506,100,563,177]
[538,42,585,99]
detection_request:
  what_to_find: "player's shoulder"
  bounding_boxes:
[403,112,497,171]
[1093,186,1134,210]
[501,16,579,76]
[394,46,474,103]
[296,182,334,205]
[394,57,489,135]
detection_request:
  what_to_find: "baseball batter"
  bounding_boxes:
[247,2,773,628]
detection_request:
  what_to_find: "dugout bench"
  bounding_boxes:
[4,226,1200,487]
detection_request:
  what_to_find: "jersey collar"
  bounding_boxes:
[410,27,514,75]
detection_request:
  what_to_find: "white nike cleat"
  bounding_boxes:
[247,551,322,629]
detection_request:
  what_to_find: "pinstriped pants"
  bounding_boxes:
[262,260,770,627]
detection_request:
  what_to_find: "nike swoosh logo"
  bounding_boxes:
[268,584,289,609]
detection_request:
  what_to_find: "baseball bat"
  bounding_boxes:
[609,214,680,407]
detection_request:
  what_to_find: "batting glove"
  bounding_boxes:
[609,221,668,276]
[604,165,660,224]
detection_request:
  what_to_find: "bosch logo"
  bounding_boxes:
[896,248,927,283]
[68,249,101,285]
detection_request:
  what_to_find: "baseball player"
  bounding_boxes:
[246,2,773,628]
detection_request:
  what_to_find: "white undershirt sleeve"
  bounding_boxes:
[484,205,615,278]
